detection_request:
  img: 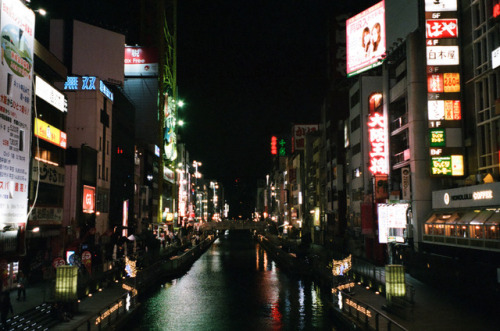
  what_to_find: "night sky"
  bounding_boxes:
[177,1,330,217]
[32,0,377,218]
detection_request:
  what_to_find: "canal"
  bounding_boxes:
[131,231,338,330]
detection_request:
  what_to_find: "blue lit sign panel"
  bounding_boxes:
[64,76,114,101]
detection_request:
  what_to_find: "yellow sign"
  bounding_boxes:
[451,155,464,176]
[34,118,67,148]
[443,73,460,92]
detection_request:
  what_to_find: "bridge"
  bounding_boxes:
[200,220,267,232]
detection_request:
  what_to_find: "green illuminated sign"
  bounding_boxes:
[430,129,445,147]
[431,155,464,176]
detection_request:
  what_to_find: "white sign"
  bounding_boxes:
[426,46,459,65]
[492,47,500,70]
[0,0,34,238]
[377,203,409,244]
[425,0,457,12]
[35,76,67,112]
[433,182,500,209]
[31,161,65,186]
[428,100,445,120]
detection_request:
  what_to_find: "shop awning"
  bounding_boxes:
[469,210,494,225]
[425,212,461,224]
[485,211,500,225]
[428,209,500,227]
[455,211,481,225]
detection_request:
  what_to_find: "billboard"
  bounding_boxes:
[35,76,67,112]
[292,124,318,152]
[34,118,67,149]
[346,1,385,77]
[82,185,95,214]
[0,0,34,255]
[124,46,158,77]
[70,20,125,85]
[377,203,409,244]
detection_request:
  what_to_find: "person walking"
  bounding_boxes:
[16,271,26,301]
[0,290,13,330]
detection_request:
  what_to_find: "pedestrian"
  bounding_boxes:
[0,290,13,329]
[16,271,26,301]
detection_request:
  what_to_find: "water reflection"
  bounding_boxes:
[133,231,334,330]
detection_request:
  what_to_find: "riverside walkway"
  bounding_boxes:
[2,236,215,331]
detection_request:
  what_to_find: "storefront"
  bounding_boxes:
[424,183,500,250]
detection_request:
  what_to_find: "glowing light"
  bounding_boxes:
[368,112,388,175]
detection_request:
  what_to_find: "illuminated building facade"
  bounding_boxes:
[340,0,500,292]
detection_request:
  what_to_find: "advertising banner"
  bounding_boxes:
[124,46,158,77]
[0,0,34,255]
[31,161,65,186]
[377,203,408,243]
[35,76,66,112]
[292,124,318,152]
[28,207,63,225]
[83,185,95,214]
[33,118,67,148]
[346,1,385,77]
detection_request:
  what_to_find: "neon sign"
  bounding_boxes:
[430,129,446,147]
[368,112,388,175]
[33,118,67,149]
[82,185,95,213]
[431,155,464,176]
[64,76,114,101]
[426,19,458,38]
[271,136,277,155]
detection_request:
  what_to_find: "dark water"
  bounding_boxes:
[132,231,337,331]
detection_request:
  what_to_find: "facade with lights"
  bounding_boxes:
[338,0,500,291]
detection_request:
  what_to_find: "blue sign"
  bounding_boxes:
[64,76,114,101]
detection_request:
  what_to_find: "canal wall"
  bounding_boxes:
[256,234,359,330]
[133,234,216,295]
[257,233,404,331]
[65,235,217,330]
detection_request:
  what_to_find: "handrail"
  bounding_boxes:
[339,291,408,331]
[70,290,137,331]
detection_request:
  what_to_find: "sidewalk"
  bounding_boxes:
[3,279,129,331]
[346,272,499,331]
[7,281,50,318]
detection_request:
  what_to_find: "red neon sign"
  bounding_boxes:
[426,19,458,39]
[428,74,444,93]
[494,4,500,18]
[271,136,277,155]
[368,112,388,175]
[82,185,95,214]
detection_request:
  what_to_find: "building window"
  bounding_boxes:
[107,141,110,155]
[350,115,360,132]
[98,164,101,179]
[106,167,108,181]
[350,89,360,107]
[351,143,361,155]
[99,137,102,151]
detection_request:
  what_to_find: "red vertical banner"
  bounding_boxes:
[361,203,374,235]
[82,251,92,275]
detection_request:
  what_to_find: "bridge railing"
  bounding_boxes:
[201,221,266,231]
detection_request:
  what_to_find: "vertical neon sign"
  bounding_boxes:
[367,93,387,175]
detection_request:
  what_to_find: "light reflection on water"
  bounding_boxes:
[133,231,335,330]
